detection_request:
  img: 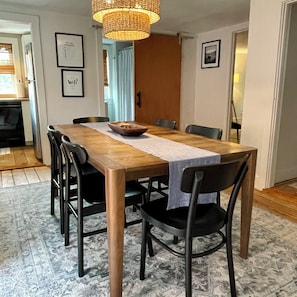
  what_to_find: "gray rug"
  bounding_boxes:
[0,182,297,297]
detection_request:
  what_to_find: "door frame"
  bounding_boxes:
[267,0,296,187]
[228,28,248,143]
[0,11,49,164]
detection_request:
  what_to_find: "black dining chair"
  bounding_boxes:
[47,125,77,234]
[47,126,61,227]
[155,118,177,130]
[185,124,223,207]
[139,155,249,297]
[73,116,109,124]
[185,124,223,140]
[61,135,147,277]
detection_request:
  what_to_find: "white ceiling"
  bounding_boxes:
[0,0,250,35]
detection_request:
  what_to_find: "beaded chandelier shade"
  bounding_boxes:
[92,0,160,41]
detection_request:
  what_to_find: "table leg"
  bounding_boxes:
[105,168,126,297]
[240,150,257,259]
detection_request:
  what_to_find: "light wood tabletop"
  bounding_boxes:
[56,122,257,297]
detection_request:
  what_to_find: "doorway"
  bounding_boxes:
[103,39,134,122]
[134,34,181,126]
[0,12,48,165]
[230,30,248,143]
[0,25,38,155]
[104,34,181,126]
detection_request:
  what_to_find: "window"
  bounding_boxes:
[0,43,17,97]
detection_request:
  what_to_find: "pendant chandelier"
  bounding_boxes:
[92,0,160,41]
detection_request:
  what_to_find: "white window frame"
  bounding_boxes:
[0,36,23,97]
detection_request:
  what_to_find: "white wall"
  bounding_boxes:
[182,0,297,189]
[241,0,295,189]
[180,22,248,139]
[0,5,105,165]
[180,0,296,190]
[39,12,104,125]
[180,38,197,131]
[275,3,297,182]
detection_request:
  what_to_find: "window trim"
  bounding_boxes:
[0,36,23,98]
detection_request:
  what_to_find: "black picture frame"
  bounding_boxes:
[201,40,221,69]
[55,33,84,68]
[61,69,84,97]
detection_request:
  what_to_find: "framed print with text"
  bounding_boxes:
[61,69,84,97]
[55,33,84,68]
[201,40,221,68]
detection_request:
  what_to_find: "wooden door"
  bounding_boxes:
[134,34,181,128]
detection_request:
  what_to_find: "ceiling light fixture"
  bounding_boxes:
[92,0,160,41]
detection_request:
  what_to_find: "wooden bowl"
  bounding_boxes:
[108,122,148,136]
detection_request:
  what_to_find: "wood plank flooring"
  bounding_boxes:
[254,178,297,223]
[0,146,44,170]
[0,166,50,187]
[0,145,50,187]
[0,146,296,224]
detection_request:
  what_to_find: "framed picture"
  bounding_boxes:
[61,69,84,97]
[55,33,84,68]
[201,40,221,68]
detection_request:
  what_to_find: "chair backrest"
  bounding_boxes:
[155,118,177,129]
[73,116,109,124]
[61,135,88,198]
[47,125,64,171]
[184,155,249,235]
[61,135,88,166]
[47,125,56,162]
[185,124,223,140]
[181,155,248,220]
[181,155,248,194]
[61,135,105,204]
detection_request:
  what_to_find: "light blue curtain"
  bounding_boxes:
[117,47,134,121]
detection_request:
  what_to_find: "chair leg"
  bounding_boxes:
[148,232,154,257]
[50,181,56,215]
[185,237,193,297]
[78,200,84,277]
[157,180,162,191]
[140,219,148,280]
[146,178,153,203]
[216,192,221,206]
[173,236,178,244]
[226,223,237,297]
[124,210,128,228]
[59,185,64,234]
[64,196,70,246]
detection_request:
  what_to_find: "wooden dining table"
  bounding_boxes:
[56,122,257,297]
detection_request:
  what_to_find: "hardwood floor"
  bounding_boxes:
[0,166,50,187]
[254,178,297,223]
[0,145,50,187]
[0,145,296,224]
[0,145,44,170]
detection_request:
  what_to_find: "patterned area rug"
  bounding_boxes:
[0,182,297,297]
